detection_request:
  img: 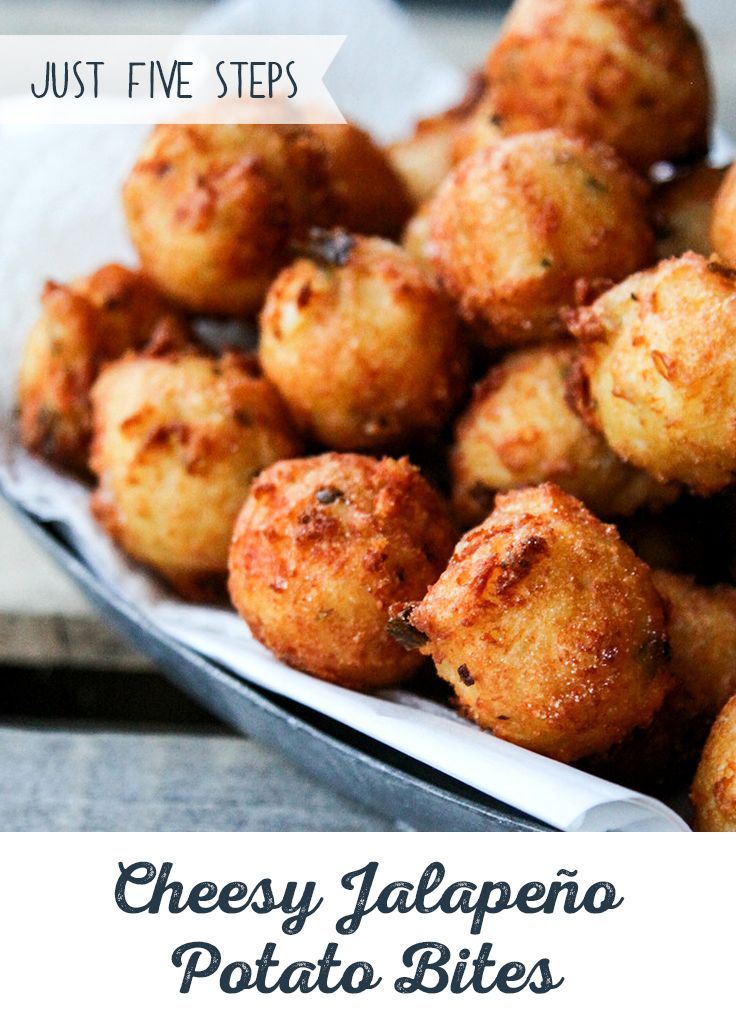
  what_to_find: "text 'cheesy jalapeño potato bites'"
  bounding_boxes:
[89,349,302,599]
[392,484,673,763]
[451,343,678,526]
[428,130,654,346]
[228,453,458,690]
[487,0,712,173]
[570,252,736,495]
[18,264,188,474]
[260,231,468,451]
[691,695,736,832]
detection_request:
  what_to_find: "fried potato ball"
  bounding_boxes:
[570,252,736,495]
[123,123,410,318]
[451,344,678,526]
[588,572,736,794]
[392,484,673,762]
[401,202,433,270]
[581,691,711,795]
[18,263,188,473]
[89,349,302,598]
[388,113,460,208]
[710,162,736,265]
[387,73,487,205]
[653,165,727,261]
[450,93,505,166]
[487,0,712,173]
[691,695,736,831]
[123,124,331,317]
[311,124,411,238]
[228,453,458,689]
[429,130,654,345]
[260,231,467,451]
[654,571,736,719]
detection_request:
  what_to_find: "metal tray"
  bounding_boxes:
[4,491,551,832]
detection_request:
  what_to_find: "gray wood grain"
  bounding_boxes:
[0,726,396,831]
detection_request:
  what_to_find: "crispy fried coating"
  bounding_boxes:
[710,162,736,265]
[451,344,678,526]
[582,694,710,794]
[401,201,434,270]
[260,232,467,451]
[387,73,487,205]
[587,571,736,793]
[89,349,302,598]
[310,124,411,238]
[570,252,736,495]
[18,264,188,473]
[123,125,329,317]
[653,165,727,261]
[395,484,673,762]
[228,453,458,689]
[428,130,653,345]
[388,113,460,207]
[123,123,408,318]
[451,93,506,166]
[654,571,736,718]
[487,0,712,173]
[691,695,736,831]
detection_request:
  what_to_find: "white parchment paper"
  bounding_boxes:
[0,0,690,832]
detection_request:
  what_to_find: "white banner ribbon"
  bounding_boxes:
[0,35,346,125]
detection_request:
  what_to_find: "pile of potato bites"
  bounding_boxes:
[19,0,736,830]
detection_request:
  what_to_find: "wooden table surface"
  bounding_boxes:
[1,0,733,831]
[0,725,394,831]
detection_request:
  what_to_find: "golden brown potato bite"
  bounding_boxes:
[589,572,736,794]
[228,453,458,689]
[18,263,188,473]
[387,73,487,205]
[429,130,653,345]
[388,113,460,208]
[581,693,710,794]
[310,124,411,238]
[654,571,736,719]
[691,695,736,831]
[451,93,505,166]
[451,344,678,526]
[123,124,330,318]
[392,484,673,762]
[401,202,433,270]
[123,123,410,318]
[710,162,736,265]
[570,252,736,495]
[260,231,467,451]
[487,0,712,173]
[89,349,302,598]
[653,165,727,261]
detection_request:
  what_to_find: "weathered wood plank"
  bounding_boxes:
[0,726,395,831]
